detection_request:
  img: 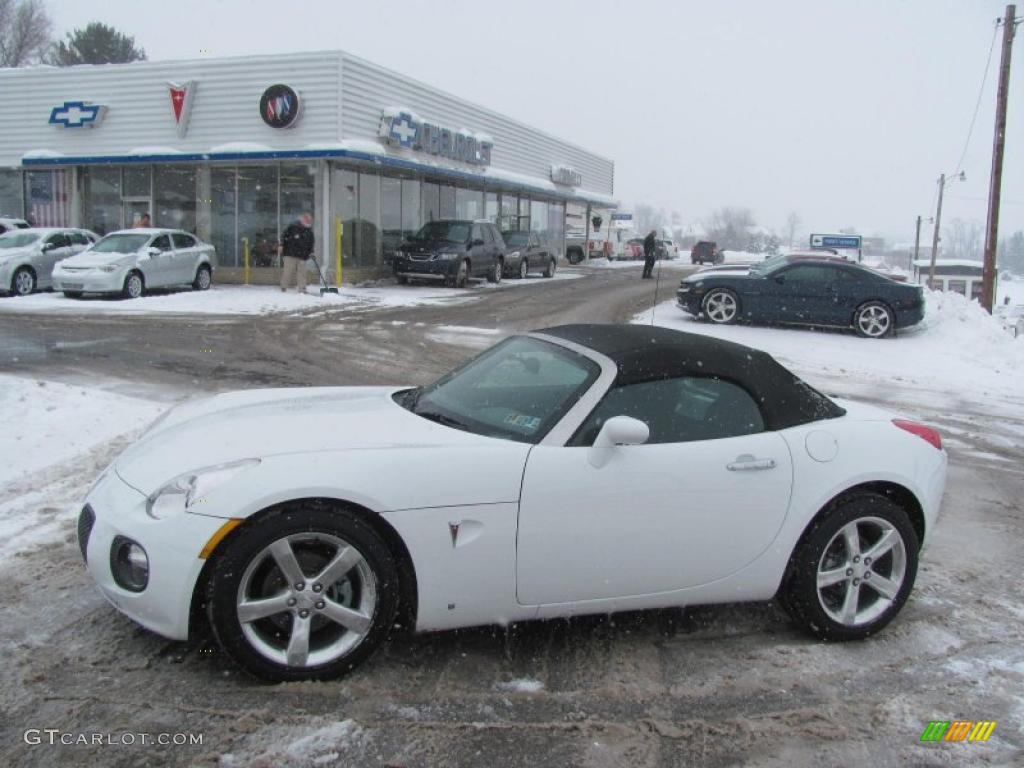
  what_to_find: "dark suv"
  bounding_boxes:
[691,240,722,265]
[393,220,506,287]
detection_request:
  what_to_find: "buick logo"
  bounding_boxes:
[259,84,301,129]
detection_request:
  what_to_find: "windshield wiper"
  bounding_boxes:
[415,409,471,431]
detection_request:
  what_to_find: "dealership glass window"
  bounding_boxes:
[331,167,358,264]
[154,165,197,233]
[485,192,499,224]
[947,279,967,296]
[501,194,518,230]
[455,188,483,220]
[530,200,548,240]
[927,278,943,291]
[210,167,237,266]
[421,182,440,223]
[237,165,278,269]
[380,176,402,260]
[547,201,565,256]
[970,280,983,302]
[280,163,315,235]
[440,185,456,219]
[0,169,21,217]
[24,170,70,227]
[123,166,150,198]
[401,178,421,241]
[355,172,380,268]
[82,167,121,236]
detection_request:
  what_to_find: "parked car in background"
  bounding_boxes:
[501,230,558,279]
[995,304,1024,338]
[0,217,30,235]
[623,237,645,260]
[0,227,98,296]
[52,228,216,299]
[677,254,925,338]
[691,240,722,265]
[392,220,505,288]
[657,238,678,260]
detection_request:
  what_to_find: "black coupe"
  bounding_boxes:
[677,255,924,338]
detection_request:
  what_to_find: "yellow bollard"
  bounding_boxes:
[242,237,250,285]
[334,216,343,288]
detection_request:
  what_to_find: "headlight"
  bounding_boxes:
[509,250,521,259]
[110,536,149,592]
[436,252,461,260]
[98,265,119,273]
[678,284,691,293]
[146,458,260,519]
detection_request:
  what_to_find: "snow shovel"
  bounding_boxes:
[309,254,339,295]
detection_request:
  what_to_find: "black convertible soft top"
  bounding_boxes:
[538,324,845,430]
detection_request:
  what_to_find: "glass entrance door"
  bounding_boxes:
[123,198,151,228]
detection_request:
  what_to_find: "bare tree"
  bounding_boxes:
[944,218,984,261]
[0,0,54,67]
[703,207,756,250]
[785,211,801,248]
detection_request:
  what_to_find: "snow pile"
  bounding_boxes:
[220,719,369,768]
[638,288,1024,404]
[495,678,545,693]
[721,250,768,265]
[0,376,163,486]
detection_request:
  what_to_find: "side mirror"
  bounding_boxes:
[588,416,649,468]
[147,247,161,257]
[42,242,55,252]
[471,238,485,247]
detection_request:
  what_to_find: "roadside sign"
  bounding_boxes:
[611,213,633,221]
[810,233,862,249]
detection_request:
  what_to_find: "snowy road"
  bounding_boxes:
[1,265,1022,767]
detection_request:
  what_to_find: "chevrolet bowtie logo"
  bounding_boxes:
[49,101,106,128]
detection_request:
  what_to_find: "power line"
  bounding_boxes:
[954,18,1001,174]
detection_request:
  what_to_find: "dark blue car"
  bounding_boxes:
[677,255,924,338]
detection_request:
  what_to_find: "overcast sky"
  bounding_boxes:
[47,0,1024,244]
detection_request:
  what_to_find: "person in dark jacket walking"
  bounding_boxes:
[642,230,658,279]
[278,212,315,292]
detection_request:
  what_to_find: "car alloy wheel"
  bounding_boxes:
[781,493,918,641]
[855,302,893,338]
[207,506,399,681]
[12,266,35,296]
[487,260,502,284]
[544,258,556,278]
[519,259,529,279]
[123,272,144,299]
[193,265,212,291]
[702,289,739,324]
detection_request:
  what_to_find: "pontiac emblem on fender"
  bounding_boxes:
[448,522,461,548]
[167,81,196,138]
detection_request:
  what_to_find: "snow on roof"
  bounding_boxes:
[912,259,984,269]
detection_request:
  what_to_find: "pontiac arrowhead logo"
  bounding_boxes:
[167,81,196,138]
[448,522,461,548]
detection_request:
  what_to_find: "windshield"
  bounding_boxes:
[400,336,600,443]
[90,233,150,254]
[504,232,529,247]
[410,221,471,244]
[0,232,41,249]
[752,254,789,274]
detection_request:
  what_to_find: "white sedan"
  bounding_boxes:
[78,325,947,681]
[0,227,98,295]
[52,228,215,299]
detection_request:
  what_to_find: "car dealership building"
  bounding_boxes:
[0,51,616,283]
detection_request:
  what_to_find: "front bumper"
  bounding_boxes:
[80,469,229,641]
[393,256,460,279]
[676,288,703,315]
[52,269,125,293]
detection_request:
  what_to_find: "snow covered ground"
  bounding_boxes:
[0,273,581,317]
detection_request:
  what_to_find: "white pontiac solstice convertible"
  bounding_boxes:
[78,325,947,681]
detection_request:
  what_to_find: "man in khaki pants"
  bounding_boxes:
[278,212,315,292]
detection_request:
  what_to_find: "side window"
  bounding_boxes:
[471,224,485,244]
[782,266,833,283]
[572,376,765,446]
[152,235,173,251]
[46,233,69,248]
[172,233,196,249]
[69,231,90,246]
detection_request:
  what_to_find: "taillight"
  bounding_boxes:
[893,419,942,450]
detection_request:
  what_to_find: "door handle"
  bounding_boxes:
[727,456,777,471]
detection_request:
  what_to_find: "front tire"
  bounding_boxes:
[487,259,502,284]
[701,288,739,324]
[11,266,36,296]
[543,257,556,278]
[518,258,529,279]
[192,264,212,291]
[206,505,400,682]
[122,271,144,299]
[782,493,918,641]
[854,301,894,338]
[454,260,469,288]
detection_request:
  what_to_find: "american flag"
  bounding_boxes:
[28,170,70,227]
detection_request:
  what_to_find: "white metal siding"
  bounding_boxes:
[339,53,614,195]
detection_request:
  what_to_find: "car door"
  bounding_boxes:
[516,375,793,605]
[171,232,199,284]
[767,264,836,323]
[468,224,488,277]
[144,234,174,286]
[40,232,73,283]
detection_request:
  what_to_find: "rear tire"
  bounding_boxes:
[543,258,556,278]
[487,259,502,284]
[518,258,529,279]
[781,493,918,641]
[454,260,469,288]
[11,266,35,296]
[854,301,894,339]
[192,264,212,291]
[206,505,400,682]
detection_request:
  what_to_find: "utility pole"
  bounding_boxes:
[928,174,946,287]
[914,215,923,263]
[981,4,1018,313]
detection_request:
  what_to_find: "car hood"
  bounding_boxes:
[58,251,135,268]
[0,246,37,261]
[400,240,466,254]
[684,269,758,282]
[114,386,500,494]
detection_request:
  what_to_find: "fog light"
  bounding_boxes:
[110,536,149,592]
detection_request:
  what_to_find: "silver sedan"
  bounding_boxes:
[0,228,98,296]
